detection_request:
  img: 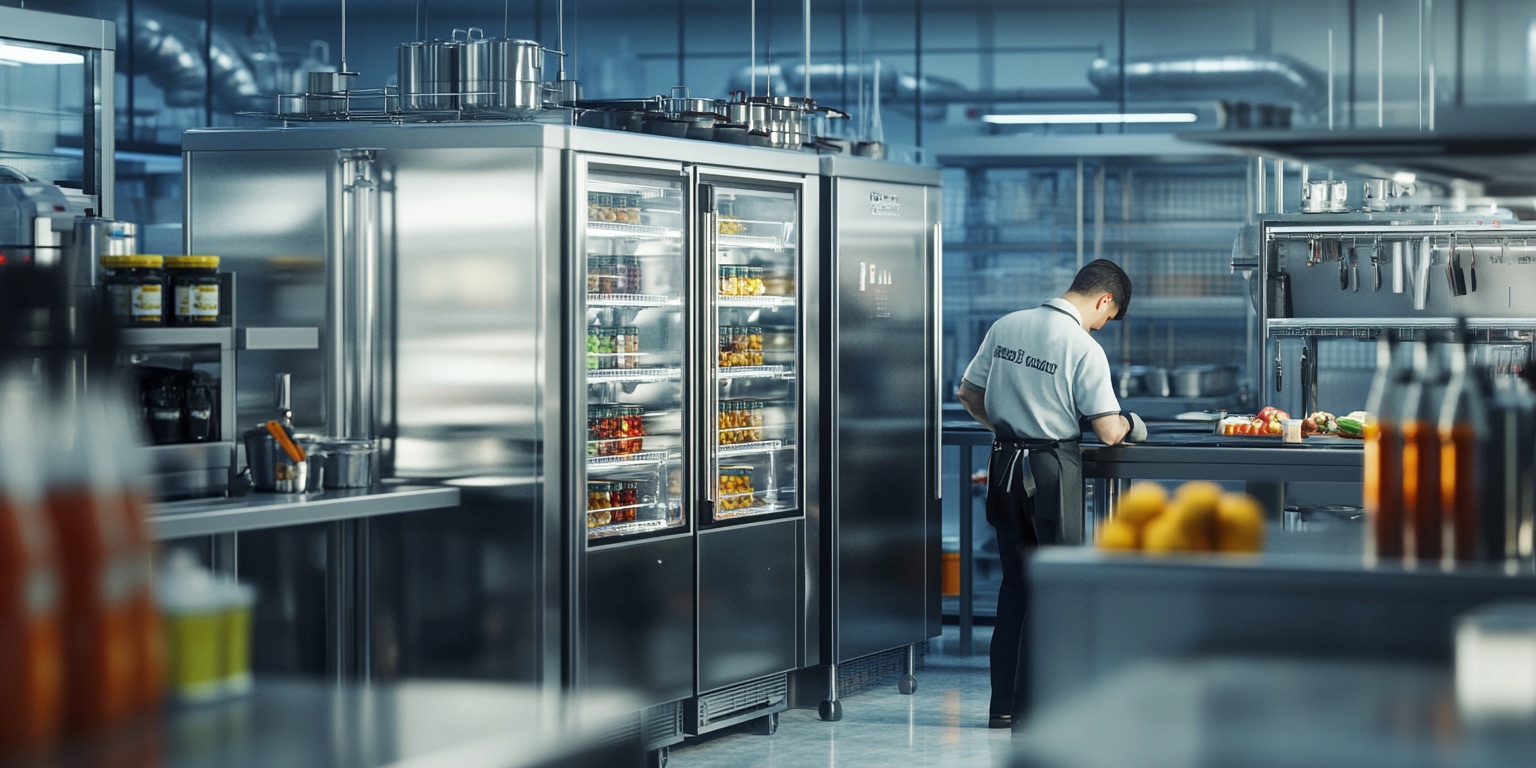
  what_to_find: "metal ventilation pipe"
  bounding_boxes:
[1087,54,1328,117]
[132,16,264,109]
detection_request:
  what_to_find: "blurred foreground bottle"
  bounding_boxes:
[1482,355,1536,564]
[1400,335,1448,565]
[1363,331,1409,561]
[1438,323,1486,562]
[0,367,65,756]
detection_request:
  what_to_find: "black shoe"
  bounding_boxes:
[988,714,1012,729]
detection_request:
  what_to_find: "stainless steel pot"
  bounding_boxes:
[1118,365,1171,398]
[397,36,459,112]
[459,32,543,117]
[306,70,356,115]
[1169,364,1239,398]
[321,438,376,488]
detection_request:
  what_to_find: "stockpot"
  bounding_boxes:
[459,30,544,117]
[397,36,459,112]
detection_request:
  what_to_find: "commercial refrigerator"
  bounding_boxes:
[793,157,942,720]
[182,122,822,754]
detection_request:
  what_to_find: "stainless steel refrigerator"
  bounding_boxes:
[794,157,942,720]
[182,123,823,753]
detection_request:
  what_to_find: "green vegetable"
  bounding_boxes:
[1336,416,1364,437]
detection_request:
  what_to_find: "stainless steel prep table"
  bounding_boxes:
[1012,655,1536,768]
[38,678,641,768]
[150,485,461,540]
[1083,431,1364,528]
[151,485,461,682]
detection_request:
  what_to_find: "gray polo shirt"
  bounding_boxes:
[961,298,1122,441]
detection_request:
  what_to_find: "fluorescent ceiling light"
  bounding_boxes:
[0,42,84,66]
[982,112,1199,125]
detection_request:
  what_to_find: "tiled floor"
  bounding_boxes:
[669,623,1016,768]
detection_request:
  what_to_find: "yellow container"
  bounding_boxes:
[941,551,960,596]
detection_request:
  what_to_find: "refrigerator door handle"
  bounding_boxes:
[702,207,721,504]
[932,221,943,502]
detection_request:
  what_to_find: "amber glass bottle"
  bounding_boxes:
[1399,337,1447,564]
[1363,332,1408,560]
[1439,324,1487,562]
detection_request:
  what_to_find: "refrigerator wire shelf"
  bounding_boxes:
[586,293,682,308]
[586,366,683,384]
[718,295,797,309]
[587,221,681,240]
[717,439,783,457]
[713,502,787,521]
[718,364,791,380]
[587,180,673,199]
[587,450,672,469]
[588,518,671,538]
[718,233,787,251]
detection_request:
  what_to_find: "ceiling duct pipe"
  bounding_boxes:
[1087,54,1328,118]
[132,15,265,110]
[727,62,1099,112]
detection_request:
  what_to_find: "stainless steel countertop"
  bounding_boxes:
[41,678,642,768]
[1013,656,1534,768]
[150,485,461,540]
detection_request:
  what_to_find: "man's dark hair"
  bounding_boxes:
[1068,258,1132,320]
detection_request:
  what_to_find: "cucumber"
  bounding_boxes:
[1336,416,1365,437]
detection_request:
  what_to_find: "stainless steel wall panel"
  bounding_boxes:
[696,520,801,694]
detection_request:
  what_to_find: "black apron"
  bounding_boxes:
[987,437,1083,545]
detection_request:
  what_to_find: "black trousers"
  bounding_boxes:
[986,445,1062,723]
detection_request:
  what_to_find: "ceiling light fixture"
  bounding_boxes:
[981,112,1199,125]
[0,42,84,66]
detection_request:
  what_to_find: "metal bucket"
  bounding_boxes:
[320,438,377,488]
[398,38,459,112]
[306,70,356,115]
[460,33,543,117]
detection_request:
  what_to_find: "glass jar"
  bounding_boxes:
[620,404,646,454]
[624,194,642,225]
[621,255,642,294]
[718,466,754,512]
[745,265,764,296]
[100,254,165,326]
[166,255,221,326]
[614,326,639,369]
[749,400,764,442]
[747,326,764,365]
[613,480,640,523]
[587,480,614,527]
[585,326,602,370]
[718,325,735,368]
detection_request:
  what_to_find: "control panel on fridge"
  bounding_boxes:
[584,171,687,540]
[708,185,801,524]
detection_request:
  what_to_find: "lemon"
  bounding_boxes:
[1097,519,1140,551]
[1141,512,1194,554]
[1215,493,1266,553]
[1113,481,1169,528]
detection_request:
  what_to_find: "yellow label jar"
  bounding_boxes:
[100,254,165,326]
[166,255,222,325]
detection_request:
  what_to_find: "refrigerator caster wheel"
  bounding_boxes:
[647,745,669,768]
[819,700,843,721]
[898,674,917,695]
[753,712,779,735]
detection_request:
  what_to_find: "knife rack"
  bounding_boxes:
[1252,214,1536,419]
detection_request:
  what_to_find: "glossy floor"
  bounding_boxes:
[669,623,1016,768]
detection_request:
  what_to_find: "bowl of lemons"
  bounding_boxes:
[1097,480,1265,555]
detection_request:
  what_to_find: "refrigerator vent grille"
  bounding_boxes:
[698,674,788,724]
[644,702,683,745]
[837,643,927,698]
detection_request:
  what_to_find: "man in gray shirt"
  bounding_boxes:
[957,258,1147,731]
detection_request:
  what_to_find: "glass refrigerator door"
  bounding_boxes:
[704,181,802,525]
[583,166,688,542]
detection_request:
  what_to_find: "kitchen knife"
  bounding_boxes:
[1371,239,1382,291]
[1350,243,1360,292]
[1339,240,1349,290]
[1414,236,1432,310]
[1391,240,1405,293]
[1469,246,1478,292]
[1452,245,1467,296]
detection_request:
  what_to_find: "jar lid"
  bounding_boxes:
[167,254,220,269]
[100,254,164,268]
